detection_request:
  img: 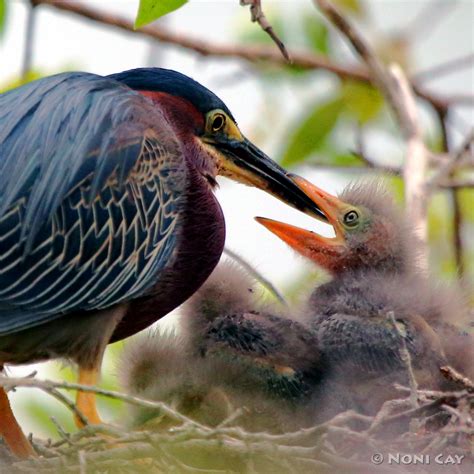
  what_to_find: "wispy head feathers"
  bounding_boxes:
[339,179,423,274]
[340,179,403,228]
[180,261,277,342]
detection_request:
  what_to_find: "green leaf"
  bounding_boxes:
[135,0,188,28]
[341,80,383,123]
[281,97,344,167]
[303,17,329,54]
[331,153,364,166]
[0,0,6,36]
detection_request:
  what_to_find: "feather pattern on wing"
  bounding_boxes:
[0,72,185,334]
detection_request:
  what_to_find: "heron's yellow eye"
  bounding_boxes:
[343,210,359,227]
[211,113,226,132]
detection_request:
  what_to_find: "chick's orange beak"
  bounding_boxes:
[255,175,347,264]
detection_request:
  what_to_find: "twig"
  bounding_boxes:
[306,162,474,189]
[314,0,430,269]
[314,0,415,132]
[240,0,290,62]
[440,365,474,392]
[389,64,429,267]
[413,52,474,83]
[6,381,472,473]
[427,128,474,191]
[223,247,288,307]
[386,312,419,408]
[0,375,206,431]
[44,387,89,428]
[78,450,86,474]
[435,107,466,276]
[21,1,37,81]
[28,0,472,112]
[451,188,464,276]
[402,0,459,42]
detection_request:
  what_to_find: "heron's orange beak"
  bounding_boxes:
[255,175,348,266]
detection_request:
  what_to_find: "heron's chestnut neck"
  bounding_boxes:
[139,91,205,138]
[139,91,217,182]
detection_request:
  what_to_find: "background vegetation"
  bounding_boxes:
[1,0,472,443]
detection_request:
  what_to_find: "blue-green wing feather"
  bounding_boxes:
[0,73,185,334]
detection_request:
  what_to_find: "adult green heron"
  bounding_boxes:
[258,177,472,413]
[0,68,325,457]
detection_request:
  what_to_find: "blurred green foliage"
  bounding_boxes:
[135,0,187,28]
[281,81,383,167]
[235,3,472,284]
[0,0,6,37]
[282,97,344,166]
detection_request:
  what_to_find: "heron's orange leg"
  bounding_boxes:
[0,387,36,458]
[75,367,102,428]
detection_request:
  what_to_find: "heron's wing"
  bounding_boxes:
[202,312,321,397]
[0,72,185,334]
[204,312,293,357]
[313,312,431,376]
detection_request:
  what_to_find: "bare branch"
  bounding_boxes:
[314,0,430,268]
[386,311,419,408]
[306,162,474,189]
[21,2,37,81]
[29,0,472,112]
[413,52,474,83]
[389,64,429,265]
[3,373,471,473]
[314,0,415,133]
[440,365,474,392]
[0,375,205,430]
[427,128,474,191]
[240,0,290,62]
[402,0,459,42]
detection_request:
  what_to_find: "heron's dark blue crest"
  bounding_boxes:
[108,68,234,120]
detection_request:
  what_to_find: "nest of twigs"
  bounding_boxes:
[2,369,472,474]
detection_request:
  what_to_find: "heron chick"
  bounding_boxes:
[258,177,473,414]
[119,262,323,433]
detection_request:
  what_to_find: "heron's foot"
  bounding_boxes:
[0,387,36,458]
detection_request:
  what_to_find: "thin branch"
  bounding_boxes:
[451,190,464,276]
[401,0,459,42]
[28,0,472,112]
[305,162,474,189]
[440,365,474,392]
[5,376,472,473]
[387,311,419,408]
[43,387,89,428]
[314,0,416,134]
[240,0,290,62]
[21,1,37,81]
[413,52,474,83]
[390,64,429,266]
[314,0,430,268]
[0,375,206,430]
[223,247,288,307]
[427,128,474,191]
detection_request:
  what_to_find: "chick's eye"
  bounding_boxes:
[211,114,226,132]
[343,210,359,227]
